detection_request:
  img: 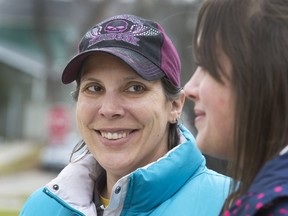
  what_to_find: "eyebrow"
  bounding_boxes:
[123,75,144,81]
[80,75,145,83]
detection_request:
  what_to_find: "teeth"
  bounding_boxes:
[100,131,127,140]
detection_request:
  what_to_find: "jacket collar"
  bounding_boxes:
[121,124,205,211]
[46,154,98,215]
[249,151,288,192]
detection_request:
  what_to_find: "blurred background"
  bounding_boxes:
[0,0,226,215]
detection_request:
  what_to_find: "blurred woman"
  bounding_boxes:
[184,0,288,215]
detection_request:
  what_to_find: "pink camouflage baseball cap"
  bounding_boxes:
[62,14,181,88]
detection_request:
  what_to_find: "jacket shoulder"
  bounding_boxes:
[20,187,85,216]
[176,168,230,215]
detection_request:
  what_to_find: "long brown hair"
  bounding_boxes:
[194,0,288,210]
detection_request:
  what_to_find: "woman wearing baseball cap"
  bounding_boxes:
[20,14,230,216]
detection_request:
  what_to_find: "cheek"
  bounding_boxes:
[210,93,234,129]
[211,93,234,154]
[75,103,85,133]
[201,79,234,121]
[76,99,96,127]
[202,84,234,133]
[136,95,170,122]
[134,106,162,130]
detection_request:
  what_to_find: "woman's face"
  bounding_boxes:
[184,53,235,160]
[76,53,181,178]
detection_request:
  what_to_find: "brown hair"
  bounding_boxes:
[194,0,288,209]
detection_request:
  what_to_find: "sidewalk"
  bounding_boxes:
[0,141,38,168]
[0,169,57,211]
[0,141,57,212]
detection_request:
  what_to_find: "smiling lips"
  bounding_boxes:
[99,130,133,140]
[194,109,205,124]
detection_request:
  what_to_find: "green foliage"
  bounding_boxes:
[0,145,41,175]
[0,210,19,216]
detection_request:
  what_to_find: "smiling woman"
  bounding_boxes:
[20,14,230,216]
[184,0,288,215]
[76,53,172,181]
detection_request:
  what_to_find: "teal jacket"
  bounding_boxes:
[20,125,230,216]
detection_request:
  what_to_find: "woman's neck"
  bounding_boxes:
[104,172,123,199]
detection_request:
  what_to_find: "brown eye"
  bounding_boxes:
[127,84,145,93]
[86,84,103,93]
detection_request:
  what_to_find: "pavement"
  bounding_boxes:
[0,141,37,167]
[0,141,57,212]
[0,169,57,211]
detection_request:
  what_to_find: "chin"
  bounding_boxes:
[195,137,206,152]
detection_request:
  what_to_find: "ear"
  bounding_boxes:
[169,90,185,124]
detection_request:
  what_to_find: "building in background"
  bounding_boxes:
[0,0,200,142]
[0,0,229,174]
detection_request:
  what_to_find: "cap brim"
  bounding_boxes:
[62,47,164,84]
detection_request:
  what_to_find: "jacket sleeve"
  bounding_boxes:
[256,198,288,216]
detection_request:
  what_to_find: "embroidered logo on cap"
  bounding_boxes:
[85,15,160,48]
[105,20,128,33]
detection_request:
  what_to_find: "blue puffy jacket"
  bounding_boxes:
[20,125,230,216]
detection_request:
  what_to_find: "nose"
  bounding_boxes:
[184,67,201,102]
[98,92,124,119]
